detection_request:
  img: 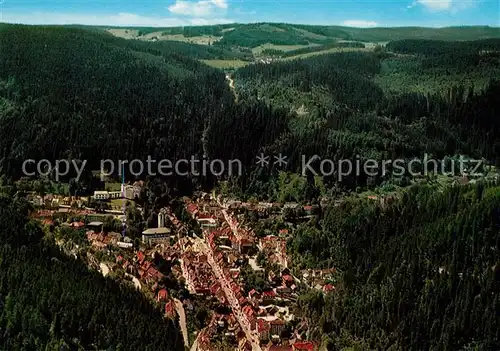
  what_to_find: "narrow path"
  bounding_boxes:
[225,74,237,101]
[189,334,199,351]
[174,298,189,348]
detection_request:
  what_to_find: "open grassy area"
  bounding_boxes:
[105,182,122,191]
[283,46,371,61]
[146,33,221,45]
[201,59,250,69]
[251,43,319,55]
[110,198,126,209]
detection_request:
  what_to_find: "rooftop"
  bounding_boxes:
[142,228,171,235]
[87,221,104,226]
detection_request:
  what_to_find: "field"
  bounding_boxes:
[106,28,221,45]
[105,182,122,191]
[281,46,371,60]
[251,43,320,55]
[143,33,222,45]
[201,59,250,69]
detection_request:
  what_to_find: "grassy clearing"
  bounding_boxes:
[283,46,371,61]
[105,28,139,39]
[105,182,122,192]
[201,59,250,69]
[291,27,329,40]
[151,34,221,45]
[251,43,319,54]
[106,29,221,45]
[110,198,126,209]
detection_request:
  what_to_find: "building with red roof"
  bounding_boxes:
[70,221,85,228]
[323,284,335,294]
[165,301,176,318]
[257,319,270,342]
[282,274,294,286]
[292,341,316,351]
[42,218,54,226]
[157,288,169,302]
[242,305,256,329]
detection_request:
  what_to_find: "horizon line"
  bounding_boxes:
[1,21,499,30]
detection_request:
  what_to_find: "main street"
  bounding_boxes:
[196,234,262,351]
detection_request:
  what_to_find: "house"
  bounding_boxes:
[157,288,169,302]
[117,241,133,249]
[248,289,260,300]
[282,274,294,287]
[279,229,289,237]
[242,305,256,329]
[257,319,270,342]
[323,284,335,294]
[70,221,85,229]
[262,290,277,304]
[42,218,54,226]
[136,251,145,264]
[123,185,135,200]
[268,346,293,351]
[165,301,176,318]
[270,319,286,337]
[292,341,316,351]
[303,205,313,215]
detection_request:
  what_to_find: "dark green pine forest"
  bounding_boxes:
[0,23,499,350]
[293,182,500,350]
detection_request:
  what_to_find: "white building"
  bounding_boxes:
[109,191,121,199]
[141,209,171,244]
[93,191,110,200]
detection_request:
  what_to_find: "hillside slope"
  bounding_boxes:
[104,23,500,48]
[0,193,184,350]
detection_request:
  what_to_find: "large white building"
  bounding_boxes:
[93,191,110,200]
[141,209,171,244]
[93,190,121,200]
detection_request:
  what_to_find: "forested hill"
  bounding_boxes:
[0,193,184,350]
[0,24,292,193]
[1,24,500,198]
[293,182,500,349]
[104,23,500,48]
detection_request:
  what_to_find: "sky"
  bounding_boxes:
[0,0,499,28]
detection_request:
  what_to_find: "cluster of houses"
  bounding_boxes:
[30,187,328,350]
[180,195,321,350]
[28,193,88,208]
[115,250,178,318]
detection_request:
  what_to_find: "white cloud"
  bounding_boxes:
[407,1,418,8]
[2,12,232,27]
[342,20,378,27]
[415,0,478,11]
[417,0,452,10]
[168,0,228,17]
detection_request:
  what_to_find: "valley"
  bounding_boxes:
[0,21,499,351]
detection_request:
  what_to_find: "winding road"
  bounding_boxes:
[225,74,237,101]
[174,298,189,348]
